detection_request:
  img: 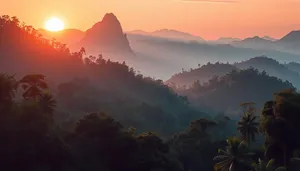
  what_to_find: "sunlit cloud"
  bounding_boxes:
[181,0,240,3]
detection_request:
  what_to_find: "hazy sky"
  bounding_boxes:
[1,0,300,39]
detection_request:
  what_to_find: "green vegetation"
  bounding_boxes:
[175,68,294,115]
[0,15,207,136]
[166,62,238,87]
[2,15,300,171]
[213,137,254,171]
[235,56,300,88]
[0,74,181,171]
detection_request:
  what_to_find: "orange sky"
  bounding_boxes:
[1,0,300,40]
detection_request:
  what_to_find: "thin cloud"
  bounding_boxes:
[181,0,239,3]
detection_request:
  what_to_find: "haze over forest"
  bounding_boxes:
[2,1,300,171]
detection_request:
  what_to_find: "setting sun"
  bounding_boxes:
[45,17,64,32]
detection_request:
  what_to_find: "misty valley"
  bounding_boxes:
[1,12,300,171]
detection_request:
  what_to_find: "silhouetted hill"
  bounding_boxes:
[152,29,205,41]
[127,33,300,80]
[274,30,300,54]
[234,56,300,88]
[262,36,277,41]
[213,37,241,44]
[79,13,133,54]
[278,30,300,43]
[128,30,149,35]
[174,68,294,118]
[128,34,300,62]
[166,62,238,86]
[38,28,85,46]
[242,36,272,43]
[166,55,300,90]
[0,16,86,82]
[231,36,275,50]
[128,29,205,42]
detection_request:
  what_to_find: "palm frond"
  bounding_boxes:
[274,167,287,171]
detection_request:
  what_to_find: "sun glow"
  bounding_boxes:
[45,17,65,32]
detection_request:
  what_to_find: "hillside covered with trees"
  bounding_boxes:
[174,68,294,117]
[2,73,300,171]
[166,62,238,87]
[167,56,300,88]
[234,56,300,88]
[2,15,300,171]
[0,15,210,136]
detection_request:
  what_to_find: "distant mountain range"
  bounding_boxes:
[37,13,300,56]
[36,13,300,80]
[213,37,241,44]
[278,30,300,43]
[128,28,300,56]
[262,36,277,41]
[128,29,205,42]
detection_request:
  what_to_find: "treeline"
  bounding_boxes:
[174,68,294,116]
[167,56,300,89]
[235,56,300,88]
[166,62,238,87]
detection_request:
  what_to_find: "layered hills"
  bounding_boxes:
[0,15,206,136]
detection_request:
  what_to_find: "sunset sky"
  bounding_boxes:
[1,0,300,40]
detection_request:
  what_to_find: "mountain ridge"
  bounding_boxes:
[78,13,133,54]
[127,29,205,42]
[166,56,300,88]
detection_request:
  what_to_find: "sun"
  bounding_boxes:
[45,17,65,32]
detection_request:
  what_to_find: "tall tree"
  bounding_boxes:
[38,93,57,115]
[252,159,286,171]
[19,74,48,100]
[261,89,300,168]
[237,113,259,147]
[213,137,254,171]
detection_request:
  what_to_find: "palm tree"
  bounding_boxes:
[252,159,287,171]
[237,113,259,147]
[38,93,56,115]
[19,74,48,100]
[213,137,254,171]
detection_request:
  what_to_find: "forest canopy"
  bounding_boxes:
[2,15,300,171]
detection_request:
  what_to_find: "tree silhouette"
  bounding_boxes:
[252,159,286,171]
[38,93,57,115]
[237,113,259,147]
[260,89,300,167]
[213,137,254,171]
[19,74,48,100]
